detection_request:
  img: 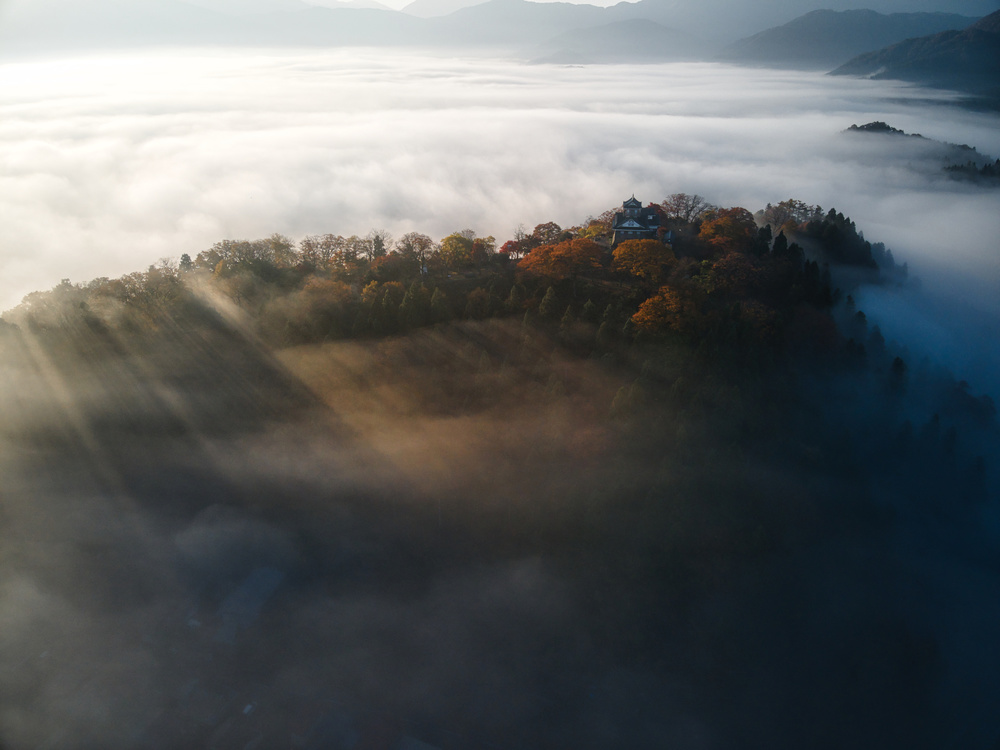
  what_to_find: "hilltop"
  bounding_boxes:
[1,192,998,748]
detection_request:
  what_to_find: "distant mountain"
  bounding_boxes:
[307,0,395,10]
[0,0,245,51]
[532,19,703,64]
[186,0,312,13]
[2,0,998,58]
[0,0,431,51]
[401,0,487,18]
[720,9,979,69]
[831,10,1000,101]
[430,0,607,45]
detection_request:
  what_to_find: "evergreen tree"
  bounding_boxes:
[430,288,451,323]
[539,286,559,319]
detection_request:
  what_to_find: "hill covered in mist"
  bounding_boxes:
[2,193,999,748]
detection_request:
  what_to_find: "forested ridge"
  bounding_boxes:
[1,194,998,749]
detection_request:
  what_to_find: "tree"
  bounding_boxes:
[399,280,431,329]
[611,239,675,284]
[471,236,496,266]
[661,193,713,224]
[518,238,603,283]
[438,233,475,269]
[757,199,822,231]
[531,221,563,246]
[464,288,492,319]
[698,207,758,253]
[631,286,701,337]
[538,286,559,319]
[365,228,393,261]
[499,240,524,260]
[430,287,452,322]
[395,232,435,269]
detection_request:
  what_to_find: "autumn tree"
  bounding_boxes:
[499,240,524,259]
[757,199,823,232]
[197,234,296,275]
[299,234,341,266]
[698,207,758,253]
[471,236,496,266]
[531,221,563,247]
[518,238,603,284]
[611,239,675,284]
[630,285,702,337]
[438,233,475,269]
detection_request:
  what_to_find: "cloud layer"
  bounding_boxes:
[1,50,998,339]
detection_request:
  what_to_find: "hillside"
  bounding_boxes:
[2,194,998,747]
[831,10,1000,101]
[719,9,979,69]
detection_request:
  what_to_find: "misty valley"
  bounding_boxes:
[1,2,1000,744]
[1,192,999,749]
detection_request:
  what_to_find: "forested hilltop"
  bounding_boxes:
[1,194,998,749]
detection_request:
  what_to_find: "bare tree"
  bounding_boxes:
[365,228,393,261]
[395,232,436,267]
[661,193,714,223]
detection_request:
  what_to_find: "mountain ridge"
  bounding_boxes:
[831,10,1000,102]
[720,9,980,69]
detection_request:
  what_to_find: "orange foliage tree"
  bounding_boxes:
[698,207,757,253]
[611,239,675,284]
[701,251,765,297]
[519,238,603,281]
[631,285,702,337]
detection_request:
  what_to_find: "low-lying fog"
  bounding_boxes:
[3,48,999,390]
[1,51,998,301]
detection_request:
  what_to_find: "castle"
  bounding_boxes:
[611,196,660,246]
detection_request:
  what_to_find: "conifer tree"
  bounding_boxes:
[539,286,559,319]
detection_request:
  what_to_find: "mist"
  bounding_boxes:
[1,51,998,310]
[2,45,1000,749]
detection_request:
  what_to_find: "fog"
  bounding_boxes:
[2,47,1000,749]
[1,50,998,312]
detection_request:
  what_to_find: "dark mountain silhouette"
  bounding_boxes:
[831,10,1000,101]
[720,9,979,69]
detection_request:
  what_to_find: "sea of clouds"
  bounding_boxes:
[1,48,998,380]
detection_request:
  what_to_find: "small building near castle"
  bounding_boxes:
[611,196,660,246]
